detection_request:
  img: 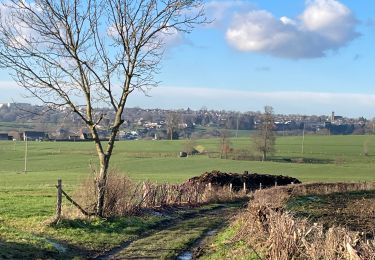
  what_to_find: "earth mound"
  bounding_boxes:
[186,170,301,191]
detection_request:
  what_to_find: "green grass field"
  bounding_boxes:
[1,135,375,258]
[2,135,375,186]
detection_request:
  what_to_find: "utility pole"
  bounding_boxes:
[236,113,239,138]
[24,134,28,173]
[301,122,305,156]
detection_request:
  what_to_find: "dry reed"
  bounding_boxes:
[231,183,375,259]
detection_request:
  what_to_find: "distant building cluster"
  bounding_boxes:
[0,103,371,141]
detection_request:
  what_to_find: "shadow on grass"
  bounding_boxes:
[0,239,61,259]
[270,156,333,164]
[54,216,158,235]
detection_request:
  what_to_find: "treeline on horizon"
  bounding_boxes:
[0,103,372,137]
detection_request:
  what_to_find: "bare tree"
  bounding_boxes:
[0,0,204,217]
[165,111,180,140]
[363,140,369,156]
[183,137,196,155]
[253,106,275,161]
[219,129,231,159]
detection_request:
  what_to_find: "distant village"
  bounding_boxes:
[0,102,371,141]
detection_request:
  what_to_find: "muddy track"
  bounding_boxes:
[92,201,245,260]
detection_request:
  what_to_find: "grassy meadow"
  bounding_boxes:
[2,134,375,187]
[1,134,375,257]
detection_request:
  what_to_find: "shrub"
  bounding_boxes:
[73,171,141,217]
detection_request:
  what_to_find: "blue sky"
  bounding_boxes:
[1,0,375,117]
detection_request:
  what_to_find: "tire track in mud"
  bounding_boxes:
[93,201,245,260]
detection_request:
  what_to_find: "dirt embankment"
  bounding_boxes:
[185,170,301,191]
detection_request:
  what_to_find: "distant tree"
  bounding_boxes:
[253,106,276,161]
[363,140,369,156]
[365,119,375,134]
[226,114,237,129]
[183,138,196,155]
[239,114,255,130]
[166,112,181,140]
[194,115,203,125]
[202,114,212,126]
[219,129,231,159]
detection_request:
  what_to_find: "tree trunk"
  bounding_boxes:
[96,155,109,217]
[263,150,266,161]
[94,126,120,217]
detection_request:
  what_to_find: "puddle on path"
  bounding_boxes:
[177,229,218,260]
[178,251,193,260]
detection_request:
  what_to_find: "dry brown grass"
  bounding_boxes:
[68,171,246,217]
[230,183,375,259]
[72,171,142,217]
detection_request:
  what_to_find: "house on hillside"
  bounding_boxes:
[0,103,11,109]
[68,135,80,141]
[54,128,70,140]
[81,132,95,140]
[21,131,49,141]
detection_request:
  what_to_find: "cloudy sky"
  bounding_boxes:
[1,0,375,117]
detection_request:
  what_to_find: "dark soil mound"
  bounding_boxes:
[186,170,301,191]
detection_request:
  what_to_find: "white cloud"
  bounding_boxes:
[0,1,43,48]
[0,80,29,102]
[300,0,357,42]
[280,16,297,26]
[226,0,359,59]
[204,0,254,28]
[158,27,185,48]
[0,80,19,89]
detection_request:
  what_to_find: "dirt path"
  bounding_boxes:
[94,201,244,260]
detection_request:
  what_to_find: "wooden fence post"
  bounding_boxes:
[56,179,62,219]
[51,179,62,225]
[243,182,246,193]
[142,181,147,207]
[259,183,262,190]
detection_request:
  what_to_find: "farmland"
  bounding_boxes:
[2,135,375,186]
[1,135,375,258]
